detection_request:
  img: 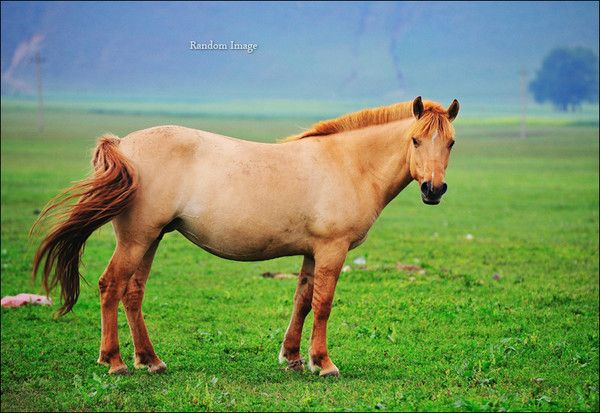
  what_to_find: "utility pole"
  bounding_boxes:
[519,67,527,139]
[35,50,44,133]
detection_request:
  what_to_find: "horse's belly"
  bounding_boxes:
[175,214,310,261]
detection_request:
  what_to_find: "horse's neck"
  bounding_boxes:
[331,121,414,207]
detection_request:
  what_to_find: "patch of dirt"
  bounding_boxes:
[395,263,426,275]
[261,272,298,280]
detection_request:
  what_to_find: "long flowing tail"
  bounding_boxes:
[31,134,138,316]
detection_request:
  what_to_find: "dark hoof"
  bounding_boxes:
[286,358,305,371]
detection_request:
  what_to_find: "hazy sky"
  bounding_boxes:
[1,1,598,105]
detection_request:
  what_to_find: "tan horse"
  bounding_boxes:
[32,96,459,377]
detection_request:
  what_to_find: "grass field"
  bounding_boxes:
[1,104,598,412]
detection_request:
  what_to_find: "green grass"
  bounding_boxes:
[1,107,598,412]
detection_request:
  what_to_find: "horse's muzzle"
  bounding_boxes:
[421,181,447,205]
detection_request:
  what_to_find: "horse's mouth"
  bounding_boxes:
[422,197,441,205]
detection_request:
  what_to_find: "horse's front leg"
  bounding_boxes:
[279,255,315,370]
[308,241,348,377]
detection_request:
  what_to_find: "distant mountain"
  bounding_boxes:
[1,1,598,106]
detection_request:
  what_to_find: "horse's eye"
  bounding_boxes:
[448,140,455,149]
[412,137,420,147]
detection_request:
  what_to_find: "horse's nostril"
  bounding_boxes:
[440,183,448,195]
[421,181,430,194]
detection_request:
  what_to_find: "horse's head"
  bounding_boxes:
[408,96,459,205]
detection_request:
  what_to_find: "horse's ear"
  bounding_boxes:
[447,99,460,122]
[412,96,424,119]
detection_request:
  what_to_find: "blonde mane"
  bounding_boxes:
[281,100,451,142]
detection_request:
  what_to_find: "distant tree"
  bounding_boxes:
[529,47,599,111]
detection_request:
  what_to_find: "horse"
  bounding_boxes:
[31,96,459,377]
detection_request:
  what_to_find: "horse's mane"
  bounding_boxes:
[281,100,449,142]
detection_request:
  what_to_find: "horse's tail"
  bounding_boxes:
[31,134,138,316]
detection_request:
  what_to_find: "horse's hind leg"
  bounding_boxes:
[279,255,315,370]
[122,237,166,373]
[97,237,157,375]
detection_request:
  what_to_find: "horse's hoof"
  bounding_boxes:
[109,365,131,375]
[285,358,305,371]
[319,364,340,377]
[148,361,167,374]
